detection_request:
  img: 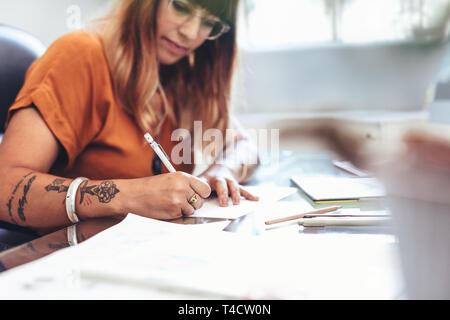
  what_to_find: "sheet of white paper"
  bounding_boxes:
[190,185,298,219]
[251,200,315,229]
[0,214,403,300]
[257,200,315,220]
[291,176,386,201]
[77,230,403,300]
[72,214,232,254]
[0,216,236,299]
[73,215,250,298]
[73,216,401,300]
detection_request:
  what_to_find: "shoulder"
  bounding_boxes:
[51,31,103,53]
[49,31,103,55]
[44,31,106,68]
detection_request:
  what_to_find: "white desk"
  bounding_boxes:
[0,151,405,300]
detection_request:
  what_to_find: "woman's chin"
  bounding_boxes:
[157,53,184,66]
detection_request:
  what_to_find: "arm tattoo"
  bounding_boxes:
[79,180,97,204]
[48,243,70,250]
[45,179,69,193]
[79,180,120,204]
[26,242,39,254]
[6,198,17,225]
[45,179,120,205]
[17,175,37,222]
[6,172,33,225]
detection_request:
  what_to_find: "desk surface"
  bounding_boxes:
[0,151,402,299]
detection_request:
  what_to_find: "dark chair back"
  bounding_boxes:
[0,25,46,132]
[0,25,45,248]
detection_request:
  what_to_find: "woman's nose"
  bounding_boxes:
[178,15,202,40]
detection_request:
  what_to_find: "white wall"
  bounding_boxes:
[2,0,449,131]
[0,0,112,47]
[234,40,447,114]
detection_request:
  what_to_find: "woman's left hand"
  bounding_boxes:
[199,165,259,207]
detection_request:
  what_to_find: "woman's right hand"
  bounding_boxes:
[119,172,211,221]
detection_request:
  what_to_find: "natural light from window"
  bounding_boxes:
[238,0,450,49]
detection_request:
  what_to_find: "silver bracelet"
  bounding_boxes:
[67,224,78,246]
[65,177,88,224]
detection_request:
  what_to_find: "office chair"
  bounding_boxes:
[0,24,46,133]
[0,25,46,252]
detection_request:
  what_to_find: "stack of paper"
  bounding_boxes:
[291,176,386,202]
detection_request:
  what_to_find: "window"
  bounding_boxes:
[239,0,450,49]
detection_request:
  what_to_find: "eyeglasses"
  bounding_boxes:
[167,0,231,40]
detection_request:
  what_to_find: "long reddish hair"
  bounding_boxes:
[97,0,239,137]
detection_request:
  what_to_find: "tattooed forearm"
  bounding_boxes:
[6,172,34,225]
[79,180,120,204]
[45,179,69,193]
[12,172,33,194]
[6,198,18,225]
[26,242,39,254]
[44,178,120,207]
[47,243,70,250]
[79,180,97,204]
[17,175,37,222]
[92,181,120,204]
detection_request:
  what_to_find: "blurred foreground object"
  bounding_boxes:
[304,121,450,299]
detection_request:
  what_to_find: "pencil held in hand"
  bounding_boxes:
[264,206,341,225]
[145,133,176,173]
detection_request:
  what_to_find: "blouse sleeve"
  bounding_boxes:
[6,32,109,170]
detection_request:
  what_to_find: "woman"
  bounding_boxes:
[0,0,259,232]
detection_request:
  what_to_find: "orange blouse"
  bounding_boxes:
[7,31,193,180]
